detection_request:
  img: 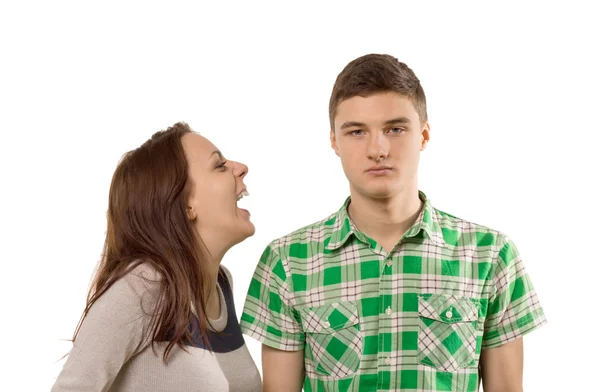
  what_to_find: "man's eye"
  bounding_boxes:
[388,127,405,134]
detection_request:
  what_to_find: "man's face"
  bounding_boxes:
[331,92,430,200]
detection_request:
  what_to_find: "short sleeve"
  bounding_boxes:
[482,235,547,349]
[240,244,305,351]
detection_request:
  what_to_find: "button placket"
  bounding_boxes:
[378,255,395,378]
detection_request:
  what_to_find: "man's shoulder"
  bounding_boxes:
[267,210,340,253]
[433,206,508,246]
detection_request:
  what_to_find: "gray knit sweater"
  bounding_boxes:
[51,264,262,391]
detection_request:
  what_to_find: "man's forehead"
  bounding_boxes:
[335,93,418,124]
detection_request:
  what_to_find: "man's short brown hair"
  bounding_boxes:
[329,54,427,130]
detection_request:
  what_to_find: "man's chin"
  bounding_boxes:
[355,185,400,200]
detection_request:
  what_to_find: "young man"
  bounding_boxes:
[240,54,546,392]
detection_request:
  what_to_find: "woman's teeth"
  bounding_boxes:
[236,190,249,202]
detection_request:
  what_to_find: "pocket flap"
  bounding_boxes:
[418,294,478,323]
[301,301,360,333]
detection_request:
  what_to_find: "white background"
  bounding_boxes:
[1,1,598,391]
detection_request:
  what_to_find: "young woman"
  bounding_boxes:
[52,122,261,391]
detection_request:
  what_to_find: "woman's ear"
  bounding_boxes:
[187,206,197,221]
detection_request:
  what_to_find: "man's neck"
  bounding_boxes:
[347,186,423,252]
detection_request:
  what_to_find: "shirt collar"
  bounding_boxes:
[325,191,446,251]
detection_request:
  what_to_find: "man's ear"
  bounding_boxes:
[420,121,431,151]
[330,130,340,157]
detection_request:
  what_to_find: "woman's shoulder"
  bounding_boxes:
[96,262,162,314]
[126,262,162,291]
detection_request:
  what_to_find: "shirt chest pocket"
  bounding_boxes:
[301,301,363,379]
[418,294,480,372]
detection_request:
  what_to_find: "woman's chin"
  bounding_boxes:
[232,221,256,244]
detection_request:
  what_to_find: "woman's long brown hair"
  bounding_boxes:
[72,122,214,361]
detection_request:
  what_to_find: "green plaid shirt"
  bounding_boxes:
[241,192,546,391]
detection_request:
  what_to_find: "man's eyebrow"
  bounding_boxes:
[340,121,366,130]
[340,117,412,130]
[384,117,411,125]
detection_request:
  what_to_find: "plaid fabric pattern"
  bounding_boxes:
[241,192,546,391]
[302,301,363,378]
[417,294,479,372]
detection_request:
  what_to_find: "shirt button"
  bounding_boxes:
[324,321,330,328]
[385,356,392,365]
[386,260,392,267]
[446,310,453,318]
[386,306,392,316]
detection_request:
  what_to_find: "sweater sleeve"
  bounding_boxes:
[51,265,160,391]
